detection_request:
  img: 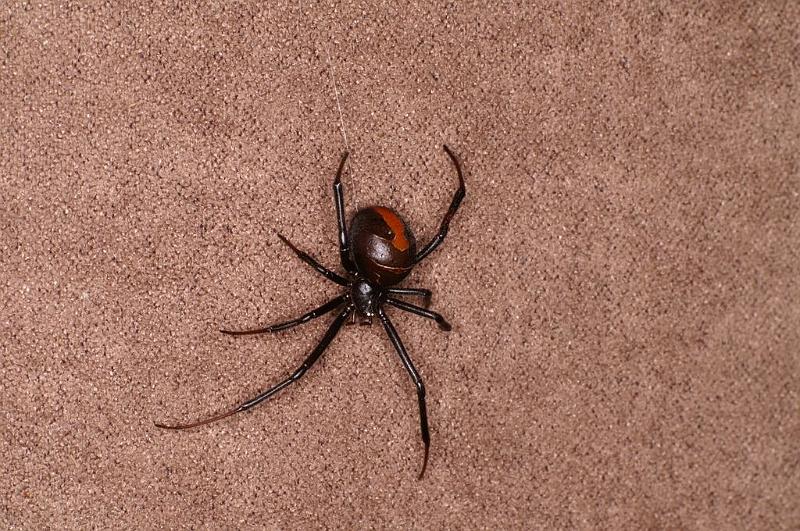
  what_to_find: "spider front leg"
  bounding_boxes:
[333,152,358,273]
[156,305,354,430]
[377,306,430,480]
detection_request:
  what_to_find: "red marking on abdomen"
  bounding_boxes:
[374,207,409,251]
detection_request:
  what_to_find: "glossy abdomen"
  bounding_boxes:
[349,206,416,286]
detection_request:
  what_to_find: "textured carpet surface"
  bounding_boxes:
[2,1,798,528]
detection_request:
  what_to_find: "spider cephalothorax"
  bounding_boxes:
[156,145,465,479]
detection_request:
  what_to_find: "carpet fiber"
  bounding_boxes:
[2,1,798,528]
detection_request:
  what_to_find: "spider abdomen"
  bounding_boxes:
[350,206,416,286]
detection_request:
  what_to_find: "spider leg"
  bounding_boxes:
[384,287,432,308]
[377,306,430,480]
[384,297,451,331]
[155,305,353,430]
[415,144,466,263]
[276,233,349,286]
[333,152,358,273]
[220,295,347,335]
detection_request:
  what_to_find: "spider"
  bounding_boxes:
[156,144,465,479]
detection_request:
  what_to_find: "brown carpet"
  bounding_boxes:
[2,1,798,528]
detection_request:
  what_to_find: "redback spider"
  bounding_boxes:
[155,145,466,479]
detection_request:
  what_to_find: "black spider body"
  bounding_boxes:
[156,145,466,480]
[350,206,417,287]
[350,278,378,318]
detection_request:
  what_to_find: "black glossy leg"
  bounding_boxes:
[384,297,451,331]
[384,287,432,308]
[220,295,347,335]
[277,233,348,286]
[415,144,466,263]
[333,152,357,273]
[155,305,353,430]
[377,306,430,480]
